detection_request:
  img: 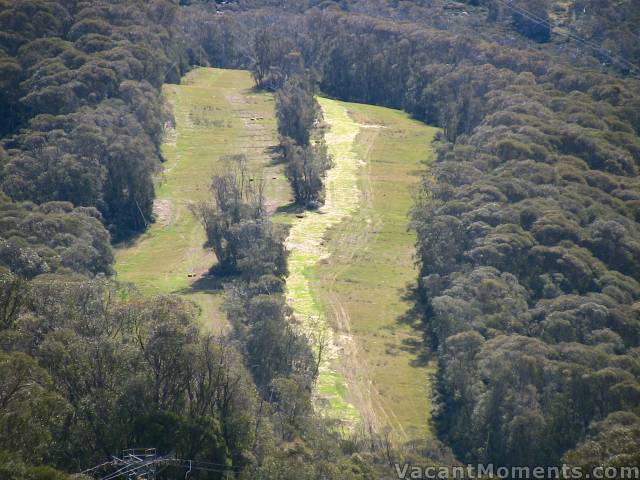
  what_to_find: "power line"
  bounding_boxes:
[490,0,640,76]
[500,0,640,74]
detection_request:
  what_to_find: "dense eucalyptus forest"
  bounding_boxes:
[1,0,639,479]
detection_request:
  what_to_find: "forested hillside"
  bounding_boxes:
[1,0,639,478]
[201,3,640,469]
[0,0,185,238]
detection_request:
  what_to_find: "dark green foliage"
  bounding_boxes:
[271,74,333,208]
[195,158,288,278]
[250,28,303,90]
[0,199,113,278]
[0,0,186,238]
[409,58,640,469]
[0,451,74,480]
[563,411,640,474]
[275,77,318,146]
[0,351,69,464]
[224,275,316,395]
[0,274,260,471]
[195,159,318,441]
[0,267,370,478]
[271,74,331,209]
[282,137,332,208]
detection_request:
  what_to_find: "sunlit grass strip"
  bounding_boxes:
[285,97,363,424]
[315,101,440,440]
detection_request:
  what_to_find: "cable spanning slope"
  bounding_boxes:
[496,0,640,75]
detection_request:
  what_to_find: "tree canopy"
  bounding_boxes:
[1,0,639,476]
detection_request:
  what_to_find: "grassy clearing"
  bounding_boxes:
[312,99,439,440]
[115,68,289,331]
[115,68,438,438]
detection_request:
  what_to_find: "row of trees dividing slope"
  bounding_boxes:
[249,33,333,210]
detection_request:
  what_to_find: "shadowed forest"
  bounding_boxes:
[0,0,639,479]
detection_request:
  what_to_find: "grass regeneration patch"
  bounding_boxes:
[284,97,363,424]
[115,68,289,332]
[312,100,440,441]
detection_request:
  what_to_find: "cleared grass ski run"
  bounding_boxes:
[115,68,289,331]
[286,97,439,440]
[116,68,439,440]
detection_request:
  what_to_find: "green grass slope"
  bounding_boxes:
[313,100,439,440]
[116,70,439,439]
[115,68,289,331]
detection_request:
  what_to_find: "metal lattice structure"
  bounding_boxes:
[81,448,238,479]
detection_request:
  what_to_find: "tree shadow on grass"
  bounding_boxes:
[174,265,234,296]
[266,145,285,165]
[395,281,435,368]
[186,274,226,294]
[275,202,308,216]
[112,220,157,248]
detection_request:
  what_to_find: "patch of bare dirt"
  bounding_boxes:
[153,199,172,227]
